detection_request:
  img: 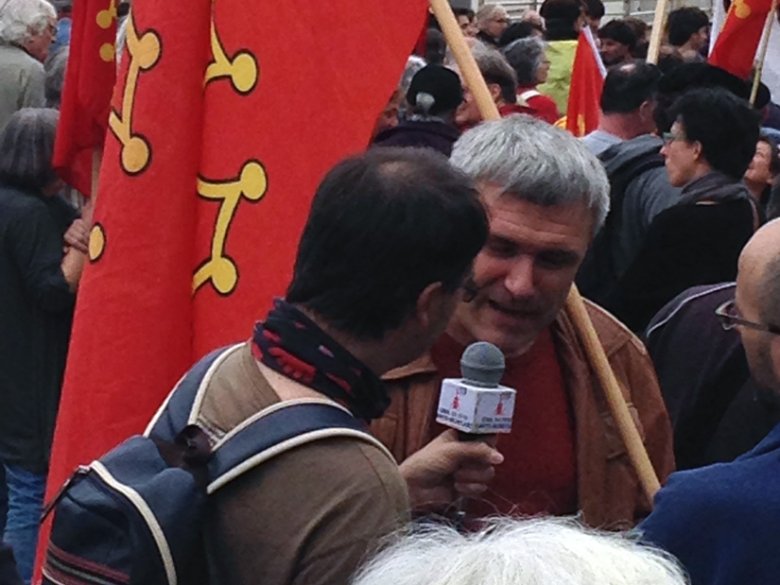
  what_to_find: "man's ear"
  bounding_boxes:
[488,83,502,103]
[415,281,446,329]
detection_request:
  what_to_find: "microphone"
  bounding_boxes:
[436,341,516,436]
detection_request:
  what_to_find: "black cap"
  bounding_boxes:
[406,65,464,116]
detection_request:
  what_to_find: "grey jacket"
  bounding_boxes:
[0,44,45,131]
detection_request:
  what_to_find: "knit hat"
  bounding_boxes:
[406,65,464,116]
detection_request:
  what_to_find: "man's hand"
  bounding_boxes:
[399,429,503,512]
[64,218,90,254]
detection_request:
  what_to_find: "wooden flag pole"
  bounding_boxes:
[646,0,671,65]
[428,0,500,122]
[750,2,777,106]
[429,0,661,504]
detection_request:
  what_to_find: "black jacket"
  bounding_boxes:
[0,184,76,472]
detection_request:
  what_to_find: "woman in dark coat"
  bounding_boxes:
[0,108,85,583]
[606,89,761,333]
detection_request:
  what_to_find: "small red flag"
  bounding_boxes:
[40,0,426,574]
[709,0,775,80]
[564,30,605,137]
[52,0,118,195]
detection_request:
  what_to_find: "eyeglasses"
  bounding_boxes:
[715,299,780,335]
[661,131,686,144]
[492,17,510,23]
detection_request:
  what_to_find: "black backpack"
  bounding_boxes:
[576,147,665,305]
[41,343,389,585]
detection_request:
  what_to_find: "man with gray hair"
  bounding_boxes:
[0,0,57,130]
[352,517,686,585]
[372,116,674,529]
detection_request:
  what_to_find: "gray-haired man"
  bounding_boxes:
[371,116,674,529]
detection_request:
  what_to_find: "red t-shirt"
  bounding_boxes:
[429,330,577,518]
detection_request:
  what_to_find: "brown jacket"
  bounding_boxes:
[196,344,409,585]
[371,301,674,529]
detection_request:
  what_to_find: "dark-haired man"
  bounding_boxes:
[147,148,498,585]
[577,62,680,306]
[598,20,637,67]
[666,7,709,62]
[640,218,780,585]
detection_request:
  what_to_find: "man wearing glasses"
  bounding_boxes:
[640,218,780,585]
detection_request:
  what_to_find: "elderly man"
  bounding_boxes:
[0,0,57,130]
[640,218,780,585]
[372,117,674,529]
[353,517,686,585]
[475,4,510,47]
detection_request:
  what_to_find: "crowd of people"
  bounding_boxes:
[1,0,780,583]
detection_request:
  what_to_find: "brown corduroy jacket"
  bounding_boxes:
[371,301,675,529]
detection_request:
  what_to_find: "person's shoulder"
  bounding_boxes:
[581,299,648,358]
[0,187,48,225]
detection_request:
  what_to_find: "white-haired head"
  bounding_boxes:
[450,115,610,231]
[352,517,688,585]
[476,4,509,26]
[0,0,56,45]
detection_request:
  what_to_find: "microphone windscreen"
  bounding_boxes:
[460,342,505,388]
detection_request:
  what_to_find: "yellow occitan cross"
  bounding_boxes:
[108,13,161,175]
[96,0,118,62]
[732,0,752,20]
[204,19,258,93]
[193,162,269,295]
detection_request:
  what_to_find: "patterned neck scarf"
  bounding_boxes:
[251,299,390,421]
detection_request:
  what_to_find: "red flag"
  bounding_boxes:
[709,0,775,80]
[52,0,117,195]
[564,30,605,137]
[41,0,426,567]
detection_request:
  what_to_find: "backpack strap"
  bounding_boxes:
[206,398,394,494]
[517,89,540,106]
[144,344,245,441]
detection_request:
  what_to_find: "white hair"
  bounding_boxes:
[450,115,610,230]
[476,3,509,26]
[0,0,56,45]
[352,517,688,585]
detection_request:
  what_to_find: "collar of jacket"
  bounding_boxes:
[382,298,635,382]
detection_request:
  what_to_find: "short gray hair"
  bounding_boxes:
[45,46,68,107]
[504,37,546,86]
[472,44,517,104]
[450,115,610,230]
[352,517,687,585]
[476,3,508,26]
[0,107,59,191]
[0,0,56,45]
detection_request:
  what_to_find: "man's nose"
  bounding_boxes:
[504,257,535,298]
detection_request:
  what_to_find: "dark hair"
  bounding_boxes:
[669,88,761,180]
[760,135,780,177]
[425,28,446,66]
[453,7,475,20]
[0,108,59,192]
[654,63,751,132]
[286,148,488,340]
[598,20,637,51]
[584,0,605,19]
[540,0,582,40]
[667,7,708,47]
[499,21,543,47]
[766,176,780,221]
[600,61,661,113]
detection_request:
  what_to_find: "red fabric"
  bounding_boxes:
[430,330,578,518]
[52,0,117,195]
[498,103,536,117]
[709,0,774,79]
[518,85,561,125]
[39,0,426,574]
[566,31,604,137]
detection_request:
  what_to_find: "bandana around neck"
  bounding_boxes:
[251,299,390,422]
